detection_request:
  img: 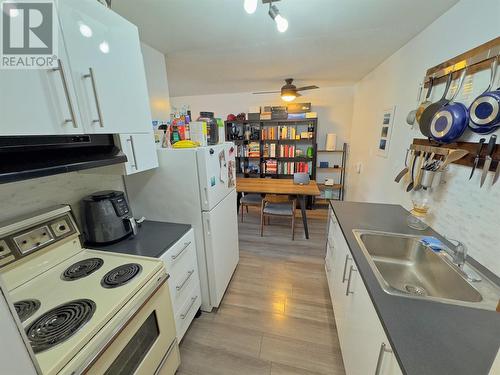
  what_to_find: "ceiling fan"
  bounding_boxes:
[253,78,319,102]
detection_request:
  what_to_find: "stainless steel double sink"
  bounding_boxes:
[353,230,500,310]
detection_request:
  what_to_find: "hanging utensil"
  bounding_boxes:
[413,152,427,191]
[480,135,497,187]
[419,74,453,137]
[394,149,411,183]
[406,151,419,191]
[416,77,434,124]
[469,138,486,180]
[469,57,500,134]
[492,160,500,186]
[436,149,469,172]
[429,68,468,144]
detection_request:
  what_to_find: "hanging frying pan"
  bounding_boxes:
[416,77,434,124]
[430,68,468,143]
[419,73,453,137]
[469,57,500,134]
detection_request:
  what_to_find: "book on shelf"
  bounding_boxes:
[248,142,260,157]
[279,144,295,158]
[262,159,278,174]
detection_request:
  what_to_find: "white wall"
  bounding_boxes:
[172,85,354,154]
[141,42,171,120]
[347,0,500,274]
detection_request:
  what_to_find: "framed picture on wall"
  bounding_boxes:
[377,106,395,158]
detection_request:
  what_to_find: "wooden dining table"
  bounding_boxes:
[236,177,321,239]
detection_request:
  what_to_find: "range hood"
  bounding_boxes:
[0,134,127,184]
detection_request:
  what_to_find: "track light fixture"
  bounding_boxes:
[243,0,288,32]
[268,3,288,32]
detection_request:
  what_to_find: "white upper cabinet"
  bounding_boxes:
[116,133,158,175]
[58,0,152,134]
[0,22,83,135]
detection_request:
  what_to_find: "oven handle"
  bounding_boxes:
[180,296,198,319]
[154,339,178,375]
[74,272,169,374]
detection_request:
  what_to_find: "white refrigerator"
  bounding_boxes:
[125,143,239,312]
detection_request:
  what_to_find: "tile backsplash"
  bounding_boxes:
[0,172,125,226]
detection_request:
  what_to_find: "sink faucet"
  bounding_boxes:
[443,239,482,282]
[444,239,467,268]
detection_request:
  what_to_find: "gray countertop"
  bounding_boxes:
[85,220,191,259]
[330,201,500,375]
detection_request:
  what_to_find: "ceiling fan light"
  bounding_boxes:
[281,93,296,102]
[244,0,258,14]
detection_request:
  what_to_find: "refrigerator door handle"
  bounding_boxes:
[206,218,211,235]
[203,187,209,205]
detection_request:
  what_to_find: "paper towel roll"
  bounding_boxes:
[325,133,337,151]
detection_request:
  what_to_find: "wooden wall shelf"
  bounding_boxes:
[413,138,500,172]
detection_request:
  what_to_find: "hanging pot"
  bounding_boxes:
[430,69,468,144]
[416,77,434,124]
[468,58,500,134]
[419,73,453,137]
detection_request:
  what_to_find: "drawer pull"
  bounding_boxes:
[171,241,191,260]
[176,269,195,291]
[342,254,352,283]
[374,342,393,375]
[345,265,358,296]
[180,296,198,319]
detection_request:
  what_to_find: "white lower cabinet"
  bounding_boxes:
[326,207,402,375]
[160,229,201,341]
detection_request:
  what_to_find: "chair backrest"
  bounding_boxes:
[264,194,291,203]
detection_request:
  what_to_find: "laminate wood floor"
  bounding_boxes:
[178,207,345,375]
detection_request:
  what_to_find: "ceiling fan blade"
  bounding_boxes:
[252,91,281,94]
[296,92,302,97]
[296,85,319,91]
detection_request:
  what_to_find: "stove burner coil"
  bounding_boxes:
[14,299,41,322]
[25,299,96,353]
[62,258,104,281]
[101,263,142,288]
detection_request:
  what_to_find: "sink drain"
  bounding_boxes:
[404,284,428,296]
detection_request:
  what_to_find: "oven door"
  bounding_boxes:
[86,281,179,375]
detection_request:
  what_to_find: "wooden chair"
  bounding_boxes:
[240,193,264,222]
[260,194,297,240]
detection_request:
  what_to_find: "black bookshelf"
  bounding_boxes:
[225,118,318,181]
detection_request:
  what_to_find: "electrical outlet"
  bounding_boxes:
[355,162,362,174]
[14,226,54,254]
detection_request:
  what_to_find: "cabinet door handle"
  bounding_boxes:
[342,254,352,282]
[51,59,77,128]
[83,67,104,127]
[127,136,138,169]
[345,265,357,296]
[180,296,198,319]
[374,342,393,375]
[176,269,195,291]
[171,242,191,260]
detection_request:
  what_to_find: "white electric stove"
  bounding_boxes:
[0,205,180,375]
